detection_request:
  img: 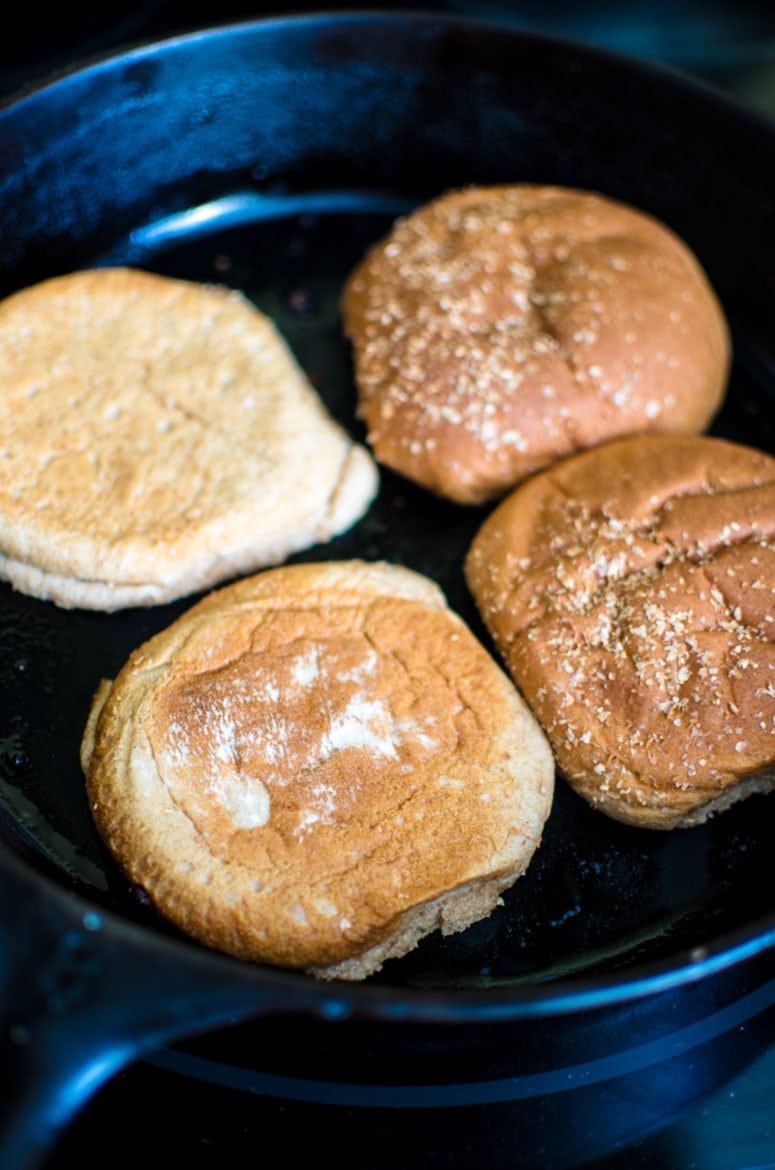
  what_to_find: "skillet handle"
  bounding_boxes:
[0,845,287,1170]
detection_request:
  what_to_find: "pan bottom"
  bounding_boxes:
[51,1003,775,1170]
[0,188,773,992]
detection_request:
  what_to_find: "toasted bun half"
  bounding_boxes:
[0,268,377,610]
[81,560,554,979]
[343,184,730,504]
[465,435,775,829]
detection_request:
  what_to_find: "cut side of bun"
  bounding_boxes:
[0,267,378,610]
[81,560,555,978]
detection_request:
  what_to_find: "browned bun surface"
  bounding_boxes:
[465,435,775,829]
[81,560,554,979]
[343,184,730,505]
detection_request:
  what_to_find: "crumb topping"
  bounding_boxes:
[344,185,728,503]
[467,437,775,824]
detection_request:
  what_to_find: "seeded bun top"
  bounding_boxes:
[343,184,730,504]
[465,434,775,828]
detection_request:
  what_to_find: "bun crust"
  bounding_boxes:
[0,268,377,609]
[343,184,730,504]
[81,560,554,979]
[465,435,775,829]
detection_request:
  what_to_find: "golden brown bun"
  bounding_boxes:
[0,268,377,609]
[465,435,775,829]
[343,184,730,505]
[81,560,554,979]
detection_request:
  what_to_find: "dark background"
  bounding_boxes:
[2,0,775,118]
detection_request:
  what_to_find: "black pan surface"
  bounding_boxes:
[1,195,774,989]
[0,11,773,1169]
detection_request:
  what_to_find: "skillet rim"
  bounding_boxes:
[0,7,773,1022]
[2,5,775,139]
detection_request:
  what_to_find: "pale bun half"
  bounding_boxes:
[0,267,378,609]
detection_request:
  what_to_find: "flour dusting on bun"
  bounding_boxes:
[81,560,555,978]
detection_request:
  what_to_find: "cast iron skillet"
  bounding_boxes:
[0,12,773,1170]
